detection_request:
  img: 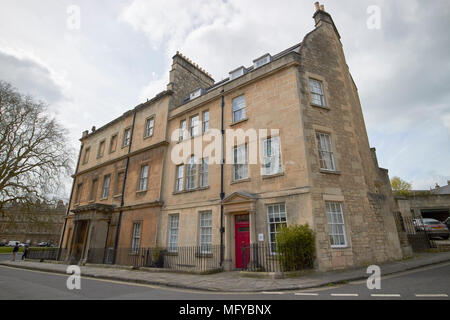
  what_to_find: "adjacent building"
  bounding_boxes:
[61,3,406,271]
[0,200,66,246]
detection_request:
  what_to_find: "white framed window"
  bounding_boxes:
[131,222,141,253]
[233,144,248,181]
[145,118,154,137]
[175,165,184,192]
[186,156,197,190]
[199,157,209,188]
[123,128,131,147]
[232,96,246,123]
[97,140,105,158]
[309,79,326,106]
[253,54,271,69]
[179,120,187,141]
[83,147,90,164]
[229,67,246,80]
[138,165,149,191]
[189,115,200,138]
[199,211,212,254]
[202,111,209,133]
[262,136,282,176]
[316,132,336,171]
[168,214,179,253]
[267,204,287,254]
[325,202,347,248]
[101,175,111,199]
[190,88,202,100]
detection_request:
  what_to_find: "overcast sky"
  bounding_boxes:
[1,0,449,191]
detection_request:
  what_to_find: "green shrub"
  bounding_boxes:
[276,224,315,271]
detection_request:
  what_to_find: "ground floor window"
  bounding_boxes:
[325,202,347,248]
[199,211,212,254]
[131,222,141,253]
[267,203,287,254]
[168,214,179,253]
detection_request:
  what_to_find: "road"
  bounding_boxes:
[0,261,449,300]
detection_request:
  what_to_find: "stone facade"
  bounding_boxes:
[61,4,405,271]
[0,201,66,246]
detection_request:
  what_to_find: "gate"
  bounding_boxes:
[395,214,435,252]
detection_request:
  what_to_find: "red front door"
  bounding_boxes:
[235,214,250,269]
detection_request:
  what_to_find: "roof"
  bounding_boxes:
[432,184,450,195]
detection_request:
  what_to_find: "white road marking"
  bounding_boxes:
[371,294,401,297]
[294,293,319,296]
[331,293,359,297]
[415,294,448,298]
[262,291,284,295]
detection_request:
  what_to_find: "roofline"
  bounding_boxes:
[80,90,172,141]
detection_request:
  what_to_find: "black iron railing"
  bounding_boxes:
[241,243,315,273]
[26,248,69,261]
[87,245,223,272]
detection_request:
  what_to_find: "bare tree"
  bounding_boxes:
[0,81,74,211]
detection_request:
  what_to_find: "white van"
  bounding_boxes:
[7,241,20,247]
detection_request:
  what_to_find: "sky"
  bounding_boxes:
[0,0,449,191]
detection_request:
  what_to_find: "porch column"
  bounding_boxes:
[80,219,92,264]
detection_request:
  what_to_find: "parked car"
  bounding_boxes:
[444,217,450,232]
[37,242,50,247]
[7,241,20,247]
[0,242,6,247]
[414,218,450,240]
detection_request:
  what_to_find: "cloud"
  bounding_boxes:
[0,48,66,105]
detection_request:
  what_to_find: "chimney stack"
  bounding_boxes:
[314,2,320,11]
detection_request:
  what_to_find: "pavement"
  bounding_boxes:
[1,262,449,300]
[1,250,450,293]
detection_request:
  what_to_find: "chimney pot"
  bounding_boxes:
[315,2,320,11]
[320,4,325,11]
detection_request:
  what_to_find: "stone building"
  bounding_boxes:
[0,201,66,246]
[396,181,450,222]
[61,3,406,271]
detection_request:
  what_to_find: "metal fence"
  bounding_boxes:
[241,243,315,273]
[394,214,436,252]
[87,245,223,273]
[26,248,69,261]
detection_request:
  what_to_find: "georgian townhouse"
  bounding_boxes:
[61,3,407,270]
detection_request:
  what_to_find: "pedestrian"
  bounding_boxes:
[12,242,19,261]
[22,244,29,260]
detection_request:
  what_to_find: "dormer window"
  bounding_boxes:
[229,67,246,80]
[253,54,271,69]
[190,88,203,100]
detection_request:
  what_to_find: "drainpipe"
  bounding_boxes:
[112,109,137,264]
[220,89,225,267]
[57,143,83,261]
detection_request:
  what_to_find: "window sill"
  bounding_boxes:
[99,197,108,201]
[320,170,341,175]
[231,178,251,185]
[143,134,154,140]
[262,172,284,180]
[331,246,350,250]
[195,253,213,258]
[310,103,330,110]
[113,194,122,199]
[136,190,147,195]
[173,186,210,195]
[230,118,249,127]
